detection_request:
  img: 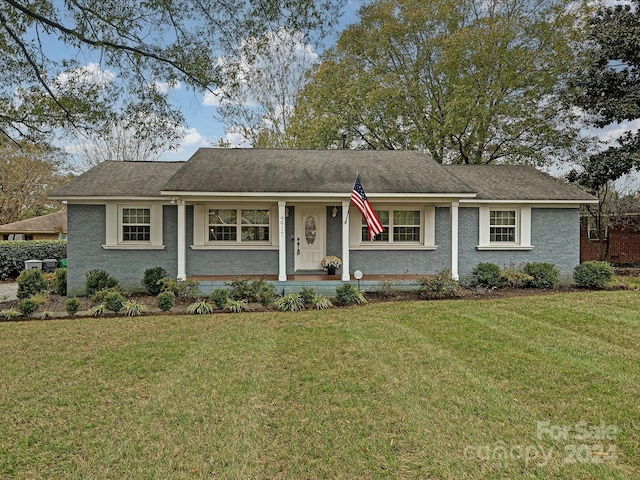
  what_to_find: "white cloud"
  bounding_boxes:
[180,127,207,146]
[152,80,182,94]
[54,62,115,89]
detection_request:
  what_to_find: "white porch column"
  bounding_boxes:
[450,200,459,281]
[177,199,187,281]
[341,200,350,281]
[278,201,287,281]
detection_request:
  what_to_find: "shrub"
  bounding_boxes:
[104,292,126,313]
[159,278,200,299]
[142,267,168,295]
[256,283,277,307]
[18,298,40,317]
[54,268,67,295]
[186,299,214,315]
[574,261,614,289]
[227,278,258,301]
[65,297,82,316]
[43,272,56,292]
[156,291,175,311]
[522,262,560,289]
[29,291,49,305]
[123,300,149,317]
[17,269,48,300]
[276,293,305,311]
[417,269,461,299]
[0,240,66,279]
[299,286,316,305]
[470,263,504,289]
[91,287,126,305]
[335,284,367,305]
[85,269,119,296]
[500,265,533,288]
[210,288,230,309]
[225,299,249,313]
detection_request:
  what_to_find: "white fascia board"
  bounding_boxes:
[460,199,597,206]
[161,191,477,200]
[52,196,169,203]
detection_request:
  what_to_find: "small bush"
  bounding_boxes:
[335,284,367,305]
[142,267,168,295]
[123,300,148,317]
[85,269,119,296]
[210,288,230,309]
[256,283,277,307]
[299,286,317,305]
[18,298,40,317]
[574,261,614,289]
[417,269,461,299]
[156,291,175,312]
[470,263,504,289]
[225,299,249,313]
[186,299,214,315]
[29,291,49,305]
[276,293,305,311]
[43,272,56,292]
[92,287,126,305]
[159,278,200,299]
[227,278,258,301]
[54,268,67,295]
[65,297,82,316]
[500,266,533,288]
[104,292,126,313]
[522,262,560,289]
[17,269,48,300]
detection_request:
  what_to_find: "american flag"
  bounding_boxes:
[351,175,385,241]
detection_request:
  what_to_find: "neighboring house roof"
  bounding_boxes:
[161,149,476,194]
[50,161,184,198]
[0,209,67,234]
[49,149,595,202]
[446,165,595,201]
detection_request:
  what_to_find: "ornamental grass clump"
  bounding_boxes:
[123,300,149,317]
[276,293,305,311]
[186,299,214,315]
[312,294,333,310]
[225,299,249,313]
[335,284,367,305]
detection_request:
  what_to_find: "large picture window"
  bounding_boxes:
[362,209,421,243]
[208,208,270,242]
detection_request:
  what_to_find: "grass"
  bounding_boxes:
[0,290,639,479]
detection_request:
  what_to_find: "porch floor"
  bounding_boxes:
[189,274,425,282]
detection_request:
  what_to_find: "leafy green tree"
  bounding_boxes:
[288,0,591,165]
[0,0,344,145]
[567,0,640,191]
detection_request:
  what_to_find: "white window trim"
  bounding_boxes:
[477,206,533,250]
[191,204,279,250]
[349,205,437,250]
[103,203,165,250]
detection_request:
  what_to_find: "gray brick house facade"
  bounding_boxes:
[51,149,595,295]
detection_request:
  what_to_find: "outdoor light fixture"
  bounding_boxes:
[331,206,338,218]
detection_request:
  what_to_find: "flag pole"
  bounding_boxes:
[345,172,359,224]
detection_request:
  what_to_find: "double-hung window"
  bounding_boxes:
[208,208,270,243]
[122,208,151,242]
[477,206,532,250]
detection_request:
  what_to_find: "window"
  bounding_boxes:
[208,208,270,243]
[104,204,164,249]
[477,206,532,250]
[352,206,435,248]
[362,209,421,242]
[489,210,516,243]
[122,208,151,242]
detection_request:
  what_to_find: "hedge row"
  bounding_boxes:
[0,241,67,279]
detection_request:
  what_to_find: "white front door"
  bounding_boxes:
[295,205,326,271]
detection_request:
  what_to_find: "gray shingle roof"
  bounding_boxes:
[50,161,184,198]
[49,149,595,202]
[446,165,595,201]
[162,149,475,194]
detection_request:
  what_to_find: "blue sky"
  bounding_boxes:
[155,1,364,162]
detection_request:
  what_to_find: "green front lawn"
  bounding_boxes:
[1,291,638,479]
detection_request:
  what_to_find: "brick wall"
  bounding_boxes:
[580,217,640,264]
